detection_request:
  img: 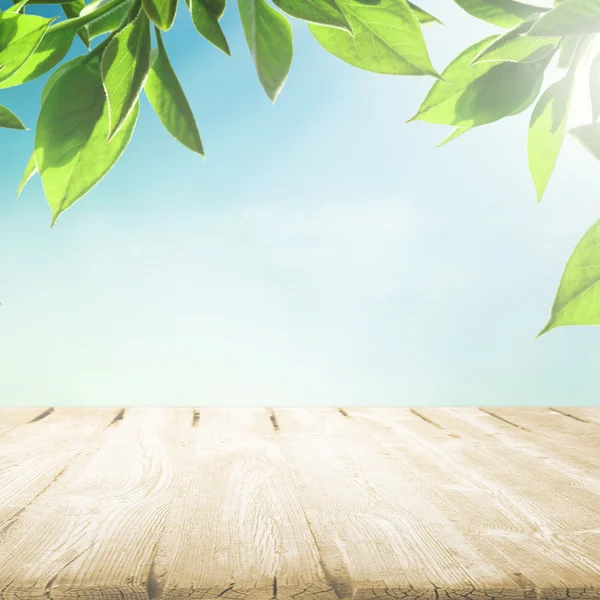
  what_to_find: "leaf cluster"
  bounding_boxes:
[2,0,600,335]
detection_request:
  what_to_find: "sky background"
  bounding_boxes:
[0,0,599,406]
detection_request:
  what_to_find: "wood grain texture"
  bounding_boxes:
[0,407,119,531]
[0,407,599,600]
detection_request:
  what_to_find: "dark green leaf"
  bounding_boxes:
[310,0,438,77]
[0,12,54,83]
[238,0,293,101]
[35,56,139,225]
[101,6,151,140]
[453,0,546,28]
[472,20,559,64]
[187,0,230,54]
[528,73,574,201]
[142,0,176,30]
[0,21,80,88]
[538,219,600,335]
[407,2,441,25]
[590,53,600,121]
[571,122,600,159]
[0,104,25,129]
[145,29,203,154]
[272,0,351,32]
[528,0,600,36]
[17,152,37,197]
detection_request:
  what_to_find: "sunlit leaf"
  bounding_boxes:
[187,0,230,55]
[272,0,351,31]
[437,126,471,147]
[17,152,37,197]
[472,20,559,64]
[453,0,546,28]
[571,122,600,158]
[408,2,441,25]
[528,73,574,201]
[528,0,600,36]
[0,104,25,129]
[145,28,204,154]
[238,0,293,101]
[83,0,133,40]
[40,54,86,104]
[0,12,54,83]
[310,0,438,77]
[414,58,546,127]
[538,219,600,335]
[590,53,600,121]
[6,0,30,13]
[35,56,139,224]
[101,6,151,140]
[412,36,498,119]
[0,21,80,88]
[60,0,91,47]
[557,34,579,67]
[142,0,176,30]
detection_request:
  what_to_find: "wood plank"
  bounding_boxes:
[346,407,600,594]
[274,407,512,599]
[0,407,192,600]
[415,407,600,486]
[157,408,337,600]
[0,407,120,531]
[0,407,55,436]
[550,407,600,426]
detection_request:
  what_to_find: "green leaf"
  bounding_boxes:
[528,0,600,36]
[571,122,600,159]
[310,0,438,77]
[453,0,546,28]
[17,152,37,197]
[142,0,176,30]
[0,12,54,83]
[35,56,139,225]
[60,0,91,47]
[40,54,86,104]
[590,53,600,121]
[238,0,293,101]
[101,6,151,140]
[538,219,600,335]
[0,21,80,89]
[407,2,441,25]
[413,46,547,127]
[186,0,230,55]
[557,34,579,67]
[84,0,133,40]
[412,36,498,119]
[437,126,471,147]
[6,0,30,13]
[0,104,25,129]
[271,0,351,32]
[144,29,203,154]
[472,20,560,64]
[528,73,574,201]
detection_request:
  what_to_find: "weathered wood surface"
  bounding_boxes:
[0,407,599,600]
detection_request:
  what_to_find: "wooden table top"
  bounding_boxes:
[0,407,599,600]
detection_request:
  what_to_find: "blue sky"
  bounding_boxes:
[1,1,599,406]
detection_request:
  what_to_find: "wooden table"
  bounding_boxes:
[1,407,599,600]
